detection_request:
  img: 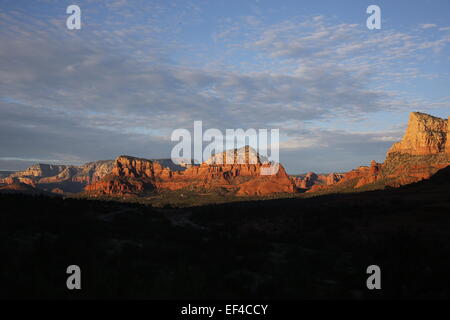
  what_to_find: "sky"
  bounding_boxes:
[0,0,449,173]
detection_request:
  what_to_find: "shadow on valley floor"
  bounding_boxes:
[1,167,449,299]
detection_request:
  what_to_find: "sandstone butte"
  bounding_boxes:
[84,146,296,196]
[1,112,449,197]
[309,112,450,193]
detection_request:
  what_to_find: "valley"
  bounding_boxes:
[1,165,449,299]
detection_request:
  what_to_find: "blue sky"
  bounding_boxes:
[0,0,449,173]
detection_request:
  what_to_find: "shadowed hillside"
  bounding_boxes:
[1,166,449,299]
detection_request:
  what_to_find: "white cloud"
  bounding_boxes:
[420,23,437,29]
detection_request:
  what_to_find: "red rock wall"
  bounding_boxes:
[85,156,297,196]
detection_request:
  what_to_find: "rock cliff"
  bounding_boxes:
[387,112,448,155]
[0,161,115,193]
[85,147,296,197]
[3,112,448,197]
[446,116,450,153]
[0,157,191,194]
[292,172,344,189]
[313,112,450,193]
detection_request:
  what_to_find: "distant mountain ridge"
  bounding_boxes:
[1,112,449,197]
[85,148,295,196]
[291,172,345,190]
[0,171,16,179]
[1,161,114,193]
[0,158,192,193]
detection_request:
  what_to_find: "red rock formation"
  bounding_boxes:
[11,164,68,178]
[0,157,193,195]
[85,156,164,196]
[292,172,344,190]
[0,161,115,193]
[85,148,296,197]
[5,112,447,197]
[387,112,448,155]
[326,172,345,185]
[308,185,329,193]
[310,112,450,193]
[303,172,320,188]
[446,116,450,154]
[85,175,153,196]
[2,176,37,187]
[354,161,382,188]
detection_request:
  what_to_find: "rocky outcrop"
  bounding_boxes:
[8,164,68,179]
[446,116,450,153]
[85,156,167,196]
[205,146,267,165]
[85,147,296,197]
[298,172,320,189]
[72,161,116,184]
[387,112,448,156]
[4,112,447,198]
[0,157,194,194]
[326,172,345,185]
[85,175,154,196]
[292,172,344,190]
[2,176,37,187]
[0,161,115,193]
[353,161,382,188]
[380,113,449,187]
[151,158,193,171]
[311,112,450,193]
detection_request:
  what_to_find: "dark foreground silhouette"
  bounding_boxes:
[1,166,449,299]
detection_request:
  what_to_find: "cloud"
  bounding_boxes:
[280,128,403,151]
[0,100,172,166]
[0,7,449,172]
[420,23,437,29]
[247,17,448,70]
[279,127,404,173]
[0,13,401,132]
